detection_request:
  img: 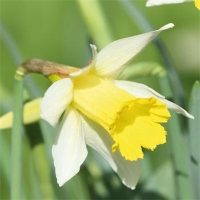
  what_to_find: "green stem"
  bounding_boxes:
[77,0,113,47]
[10,76,24,199]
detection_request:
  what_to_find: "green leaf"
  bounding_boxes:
[25,122,56,199]
[61,174,91,200]
[158,76,193,199]
[188,81,200,199]
[31,143,55,199]
[166,113,193,199]
[143,161,175,200]
[0,130,10,200]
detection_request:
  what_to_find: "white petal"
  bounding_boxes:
[81,116,141,189]
[52,109,88,186]
[95,23,174,78]
[146,0,191,7]
[41,78,73,126]
[115,80,194,119]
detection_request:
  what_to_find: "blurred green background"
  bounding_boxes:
[0,0,199,199]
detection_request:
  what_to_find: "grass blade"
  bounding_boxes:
[32,143,55,199]
[188,81,200,199]
[159,76,193,199]
[25,122,56,199]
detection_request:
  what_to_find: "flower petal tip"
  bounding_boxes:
[146,1,156,7]
[188,114,194,120]
[146,1,177,7]
[122,180,136,190]
[40,113,56,127]
[159,23,175,31]
[146,0,157,7]
[57,180,65,187]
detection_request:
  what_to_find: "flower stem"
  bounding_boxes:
[0,24,40,98]
[10,75,24,199]
[77,0,113,47]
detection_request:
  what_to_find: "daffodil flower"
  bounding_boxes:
[146,0,200,10]
[40,23,193,189]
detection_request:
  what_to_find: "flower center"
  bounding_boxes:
[73,73,170,161]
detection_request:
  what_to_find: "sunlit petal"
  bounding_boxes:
[95,23,174,78]
[0,98,41,129]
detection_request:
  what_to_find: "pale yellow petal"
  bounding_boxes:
[0,98,41,130]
